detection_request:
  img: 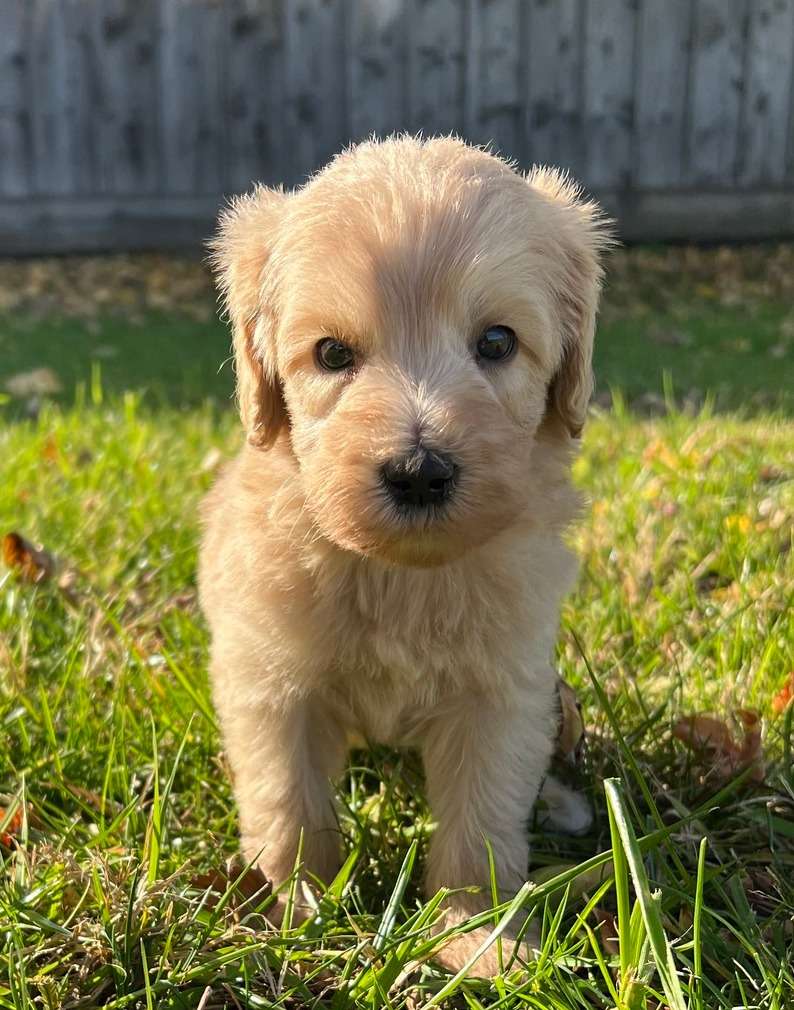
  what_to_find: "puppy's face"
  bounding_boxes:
[214,138,608,566]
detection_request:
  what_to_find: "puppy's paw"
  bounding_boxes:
[537,773,593,836]
[433,906,538,977]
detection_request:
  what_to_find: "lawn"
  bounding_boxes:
[1,247,793,1008]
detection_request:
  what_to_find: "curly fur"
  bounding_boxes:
[199,135,610,975]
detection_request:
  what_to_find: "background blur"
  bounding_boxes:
[2,0,794,254]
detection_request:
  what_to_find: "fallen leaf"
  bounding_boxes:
[673,714,735,751]
[191,856,272,914]
[0,804,25,846]
[772,673,794,715]
[2,532,56,583]
[556,678,585,763]
[672,711,765,784]
[41,435,60,464]
[593,906,619,955]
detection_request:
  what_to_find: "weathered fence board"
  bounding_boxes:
[160,0,226,194]
[284,0,349,183]
[466,0,522,159]
[524,0,586,179]
[634,0,692,188]
[223,0,285,191]
[0,2,30,197]
[406,0,466,136]
[583,0,636,190]
[2,0,794,252]
[349,0,406,142]
[739,0,794,185]
[94,0,161,194]
[29,0,90,196]
[687,0,747,185]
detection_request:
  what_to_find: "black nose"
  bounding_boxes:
[381,449,457,508]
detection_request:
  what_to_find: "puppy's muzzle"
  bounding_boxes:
[381,448,458,509]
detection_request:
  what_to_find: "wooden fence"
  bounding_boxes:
[2,0,794,253]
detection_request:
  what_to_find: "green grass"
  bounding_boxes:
[1,249,794,1007]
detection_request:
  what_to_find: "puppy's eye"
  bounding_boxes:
[476,325,516,363]
[316,337,355,371]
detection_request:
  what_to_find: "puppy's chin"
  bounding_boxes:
[335,531,475,569]
[366,530,473,569]
[315,504,523,569]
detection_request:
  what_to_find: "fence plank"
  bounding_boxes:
[406,0,466,136]
[634,0,693,188]
[160,0,225,195]
[525,0,586,178]
[738,0,794,185]
[93,0,160,194]
[224,0,285,192]
[466,0,521,160]
[29,0,99,196]
[284,0,348,184]
[686,0,747,184]
[349,0,406,141]
[64,0,101,194]
[0,1,30,197]
[582,0,637,190]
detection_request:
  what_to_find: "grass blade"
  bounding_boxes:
[604,778,687,1010]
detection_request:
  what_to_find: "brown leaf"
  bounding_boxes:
[672,711,765,784]
[556,678,585,763]
[191,856,272,913]
[673,714,736,752]
[759,464,787,484]
[2,532,55,583]
[593,906,619,955]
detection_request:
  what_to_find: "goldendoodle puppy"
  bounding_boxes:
[199,135,609,975]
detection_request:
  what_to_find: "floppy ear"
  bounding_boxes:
[527,168,613,438]
[210,185,288,449]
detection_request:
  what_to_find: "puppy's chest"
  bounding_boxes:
[312,558,537,741]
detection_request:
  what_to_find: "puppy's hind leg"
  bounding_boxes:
[536,774,593,836]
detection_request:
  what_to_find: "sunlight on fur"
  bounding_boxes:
[199,135,611,976]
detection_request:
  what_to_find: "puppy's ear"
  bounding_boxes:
[211,185,288,449]
[527,169,613,438]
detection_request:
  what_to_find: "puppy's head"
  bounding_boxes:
[213,137,610,566]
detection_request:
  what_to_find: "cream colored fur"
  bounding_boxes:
[198,136,609,975]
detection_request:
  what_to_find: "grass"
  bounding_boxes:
[1,247,794,1007]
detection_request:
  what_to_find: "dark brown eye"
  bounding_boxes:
[316,337,355,371]
[476,325,516,362]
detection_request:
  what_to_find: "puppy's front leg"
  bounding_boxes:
[215,684,346,907]
[422,686,555,975]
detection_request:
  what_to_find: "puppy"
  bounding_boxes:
[198,136,608,975]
